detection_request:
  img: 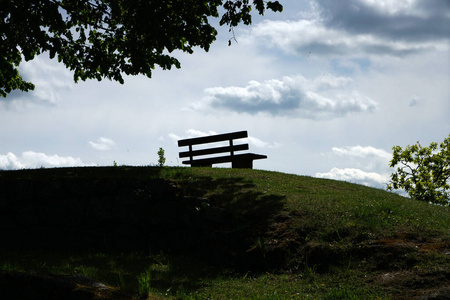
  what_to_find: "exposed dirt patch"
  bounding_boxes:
[255,217,450,299]
[376,234,449,253]
[377,269,450,300]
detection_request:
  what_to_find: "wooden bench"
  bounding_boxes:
[178,131,267,169]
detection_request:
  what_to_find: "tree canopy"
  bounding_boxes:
[0,0,282,97]
[387,135,450,206]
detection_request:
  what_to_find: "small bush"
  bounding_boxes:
[157,147,166,167]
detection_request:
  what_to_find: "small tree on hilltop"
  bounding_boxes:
[387,134,450,206]
[157,147,166,167]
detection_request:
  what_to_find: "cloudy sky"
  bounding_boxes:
[1,0,449,190]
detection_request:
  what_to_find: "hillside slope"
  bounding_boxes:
[0,166,449,299]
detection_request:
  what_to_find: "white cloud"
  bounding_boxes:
[245,0,448,59]
[0,153,26,170]
[5,56,74,106]
[0,151,93,170]
[315,145,393,187]
[89,137,116,151]
[169,129,219,142]
[332,145,391,160]
[248,136,281,149]
[326,144,392,173]
[186,129,218,137]
[316,167,389,187]
[195,74,378,119]
[249,19,437,58]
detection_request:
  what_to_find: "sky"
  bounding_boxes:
[1,0,449,190]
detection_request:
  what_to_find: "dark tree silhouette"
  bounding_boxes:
[0,0,282,97]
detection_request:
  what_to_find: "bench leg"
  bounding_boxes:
[232,159,253,169]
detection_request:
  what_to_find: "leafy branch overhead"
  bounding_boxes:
[0,0,282,97]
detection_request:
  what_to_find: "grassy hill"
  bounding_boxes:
[0,166,449,299]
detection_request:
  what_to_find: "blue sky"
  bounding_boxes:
[1,0,449,189]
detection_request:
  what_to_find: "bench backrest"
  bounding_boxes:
[178,131,249,161]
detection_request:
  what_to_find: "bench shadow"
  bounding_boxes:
[140,174,287,294]
[175,175,286,263]
[0,168,287,297]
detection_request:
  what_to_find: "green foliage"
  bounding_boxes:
[157,147,166,167]
[137,268,152,295]
[387,134,450,206]
[1,0,282,97]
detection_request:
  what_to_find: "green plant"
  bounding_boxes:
[303,261,317,281]
[138,268,152,295]
[116,270,127,292]
[387,134,450,206]
[157,147,166,167]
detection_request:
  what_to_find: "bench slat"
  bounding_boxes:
[179,144,249,158]
[178,131,248,147]
[181,153,267,165]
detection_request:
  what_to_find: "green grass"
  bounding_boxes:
[0,166,449,299]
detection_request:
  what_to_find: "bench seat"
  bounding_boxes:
[182,153,267,168]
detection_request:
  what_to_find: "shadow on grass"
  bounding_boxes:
[0,167,287,298]
[151,174,287,268]
[0,165,169,180]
